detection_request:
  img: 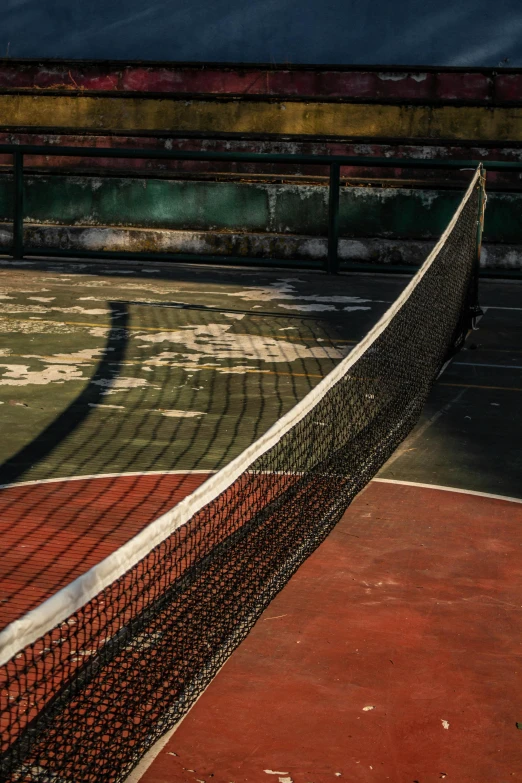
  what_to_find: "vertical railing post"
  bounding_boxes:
[12,150,24,260]
[326,162,341,275]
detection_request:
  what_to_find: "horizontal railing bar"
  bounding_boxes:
[0,144,522,170]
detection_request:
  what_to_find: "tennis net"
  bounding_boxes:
[0,166,485,783]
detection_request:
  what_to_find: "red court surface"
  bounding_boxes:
[135,480,522,783]
[0,472,210,629]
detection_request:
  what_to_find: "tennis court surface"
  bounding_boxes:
[2,169,522,782]
[0,261,395,628]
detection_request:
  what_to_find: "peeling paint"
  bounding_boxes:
[136,324,347,363]
[88,403,125,410]
[0,303,110,316]
[0,364,84,386]
[24,349,106,364]
[377,72,427,82]
[279,304,336,312]
[91,377,153,390]
[0,222,515,268]
[153,409,207,418]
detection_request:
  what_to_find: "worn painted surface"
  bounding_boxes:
[0,263,388,487]
[139,482,522,783]
[0,0,521,65]
[2,93,522,140]
[2,226,519,270]
[0,262,402,627]
[0,175,519,242]
[0,62,521,102]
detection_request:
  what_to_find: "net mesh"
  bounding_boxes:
[0,169,484,783]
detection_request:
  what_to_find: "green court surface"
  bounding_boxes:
[0,261,400,485]
[1,261,520,495]
[0,261,405,631]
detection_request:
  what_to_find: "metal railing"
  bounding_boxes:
[2,143,522,274]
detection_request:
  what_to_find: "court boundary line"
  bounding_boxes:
[0,470,215,491]
[4,472,520,506]
[373,477,522,504]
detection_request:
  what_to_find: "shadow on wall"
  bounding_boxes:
[1,0,522,65]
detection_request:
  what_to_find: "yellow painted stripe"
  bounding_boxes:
[2,94,522,140]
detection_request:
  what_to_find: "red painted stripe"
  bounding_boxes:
[0,472,211,631]
[1,132,520,189]
[0,63,516,103]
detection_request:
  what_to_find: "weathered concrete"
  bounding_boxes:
[1,224,519,269]
[0,176,519,242]
[0,61,520,266]
[3,93,522,139]
[0,62,521,102]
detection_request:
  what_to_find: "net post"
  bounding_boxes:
[326,162,341,275]
[470,164,486,329]
[12,150,24,260]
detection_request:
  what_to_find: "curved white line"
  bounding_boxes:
[373,478,522,505]
[0,470,215,492]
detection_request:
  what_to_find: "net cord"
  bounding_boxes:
[0,166,482,669]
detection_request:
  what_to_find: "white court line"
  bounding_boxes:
[0,469,215,492]
[372,478,522,505]
[482,305,522,312]
[9,474,518,506]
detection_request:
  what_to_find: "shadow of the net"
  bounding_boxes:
[0,301,129,486]
[0,297,352,630]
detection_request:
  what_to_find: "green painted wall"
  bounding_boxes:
[0,175,518,243]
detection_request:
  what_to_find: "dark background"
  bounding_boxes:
[1,0,521,66]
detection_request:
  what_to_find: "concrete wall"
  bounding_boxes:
[1,0,522,66]
[0,174,519,243]
[1,58,520,269]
